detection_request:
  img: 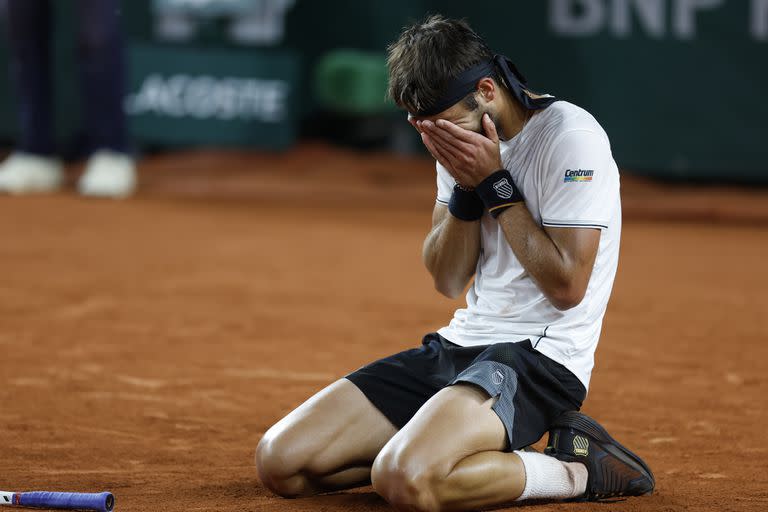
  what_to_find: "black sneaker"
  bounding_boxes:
[544,411,655,501]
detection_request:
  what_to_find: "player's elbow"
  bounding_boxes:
[434,277,464,299]
[424,255,468,299]
[548,284,586,311]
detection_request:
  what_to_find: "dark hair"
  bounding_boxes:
[387,15,493,114]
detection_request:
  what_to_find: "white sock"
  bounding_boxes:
[514,450,588,501]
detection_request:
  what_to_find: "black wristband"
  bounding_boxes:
[475,169,524,218]
[448,184,485,221]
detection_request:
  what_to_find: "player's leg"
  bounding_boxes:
[372,341,589,511]
[256,334,471,498]
[255,378,397,497]
[372,341,653,511]
[372,383,525,511]
[372,382,590,511]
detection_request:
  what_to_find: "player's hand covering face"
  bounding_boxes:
[409,103,503,189]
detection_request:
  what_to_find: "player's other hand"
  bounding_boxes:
[408,113,447,165]
[419,113,502,188]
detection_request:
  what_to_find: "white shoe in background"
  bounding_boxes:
[78,150,137,199]
[0,153,64,194]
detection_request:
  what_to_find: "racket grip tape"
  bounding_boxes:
[16,492,114,511]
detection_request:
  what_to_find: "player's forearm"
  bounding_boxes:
[422,215,481,299]
[496,205,585,310]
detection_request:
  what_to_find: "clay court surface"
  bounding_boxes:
[1,145,766,512]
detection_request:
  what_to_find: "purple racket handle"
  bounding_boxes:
[16,492,114,511]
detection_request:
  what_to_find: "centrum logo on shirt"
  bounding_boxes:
[564,169,594,183]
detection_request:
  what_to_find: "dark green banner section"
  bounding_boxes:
[449,1,768,182]
[126,44,299,148]
[283,0,768,181]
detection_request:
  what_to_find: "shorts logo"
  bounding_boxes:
[573,435,589,456]
[564,169,594,183]
[491,370,505,385]
[493,178,514,199]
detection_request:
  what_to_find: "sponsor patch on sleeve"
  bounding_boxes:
[564,169,594,183]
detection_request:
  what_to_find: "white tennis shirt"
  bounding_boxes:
[435,101,621,390]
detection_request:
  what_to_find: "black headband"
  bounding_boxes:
[412,54,557,117]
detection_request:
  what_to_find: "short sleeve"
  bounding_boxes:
[540,129,619,230]
[435,162,455,205]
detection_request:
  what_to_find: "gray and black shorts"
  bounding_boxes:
[346,333,586,450]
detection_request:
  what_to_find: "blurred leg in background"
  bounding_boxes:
[75,0,136,198]
[0,0,135,197]
[0,0,64,193]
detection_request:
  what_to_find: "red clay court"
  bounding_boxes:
[1,145,766,511]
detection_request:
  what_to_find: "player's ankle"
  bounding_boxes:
[515,451,587,501]
[563,461,588,497]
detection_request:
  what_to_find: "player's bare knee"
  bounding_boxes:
[254,435,288,494]
[372,450,442,512]
[255,434,312,497]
